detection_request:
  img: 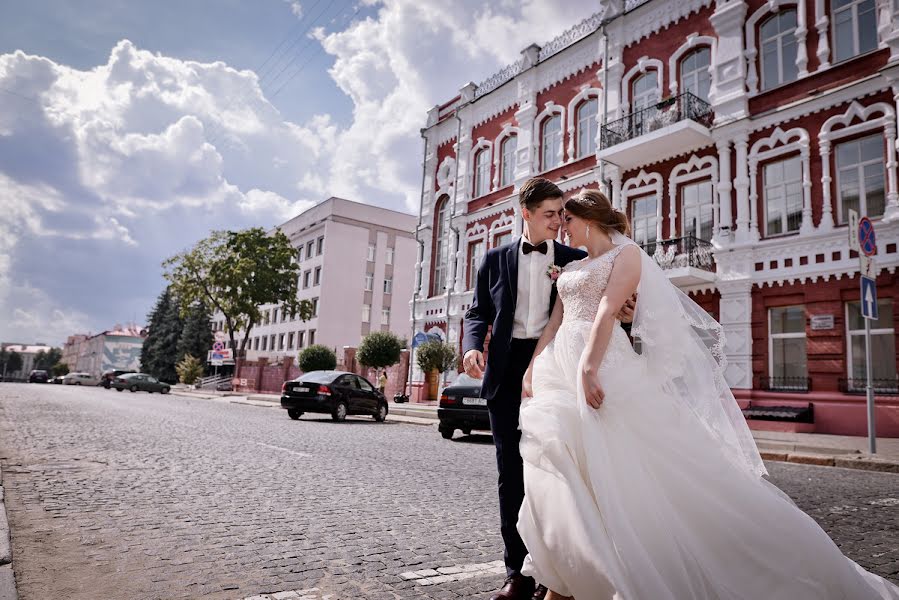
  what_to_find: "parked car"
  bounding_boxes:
[100,369,135,389]
[280,370,388,422]
[28,369,49,383]
[110,373,171,394]
[62,372,100,386]
[50,375,64,384]
[437,374,489,439]
[215,380,233,392]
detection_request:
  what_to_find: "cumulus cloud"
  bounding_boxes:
[285,0,303,19]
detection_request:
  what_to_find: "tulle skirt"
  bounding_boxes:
[517,320,899,600]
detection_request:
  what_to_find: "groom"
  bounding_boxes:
[462,178,586,600]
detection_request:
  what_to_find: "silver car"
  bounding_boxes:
[62,372,100,386]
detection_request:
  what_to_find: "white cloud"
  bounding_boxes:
[285,0,303,19]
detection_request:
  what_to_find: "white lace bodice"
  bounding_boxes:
[558,244,632,323]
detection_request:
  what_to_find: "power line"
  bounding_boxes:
[255,0,329,83]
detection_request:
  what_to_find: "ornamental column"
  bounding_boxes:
[715,139,734,244]
[733,132,752,242]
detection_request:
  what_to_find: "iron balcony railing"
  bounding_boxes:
[839,377,899,395]
[639,235,715,271]
[601,91,714,149]
[760,376,812,393]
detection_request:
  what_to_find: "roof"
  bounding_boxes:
[2,344,54,354]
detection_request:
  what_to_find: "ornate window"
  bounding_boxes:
[763,156,803,236]
[630,194,658,253]
[474,147,491,197]
[468,241,485,289]
[760,10,798,90]
[493,231,513,248]
[769,306,808,383]
[679,48,711,101]
[631,71,660,112]
[681,181,714,241]
[541,115,562,171]
[836,134,885,222]
[431,196,450,296]
[576,98,598,157]
[500,135,517,187]
[833,0,877,62]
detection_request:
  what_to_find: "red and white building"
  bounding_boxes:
[413,0,899,435]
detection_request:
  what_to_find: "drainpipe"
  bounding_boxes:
[406,129,429,400]
[599,20,611,196]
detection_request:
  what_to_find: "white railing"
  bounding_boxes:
[198,374,230,389]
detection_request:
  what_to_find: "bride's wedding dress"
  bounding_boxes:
[517,239,899,600]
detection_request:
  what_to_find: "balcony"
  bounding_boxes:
[760,376,812,393]
[598,92,714,170]
[640,235,716,286]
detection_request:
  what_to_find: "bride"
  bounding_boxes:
[517,189,899,600]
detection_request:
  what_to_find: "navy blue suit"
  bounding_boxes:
[462,237,586,578]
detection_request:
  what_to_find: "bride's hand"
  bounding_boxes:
[580,365,604,409]
[521,365,534,399]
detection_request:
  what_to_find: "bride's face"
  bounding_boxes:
[563,213,589,247]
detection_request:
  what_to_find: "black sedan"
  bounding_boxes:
[438,375,489,439]
[281,370,388,422]
[111,373,171,394]
[28,370,49,383]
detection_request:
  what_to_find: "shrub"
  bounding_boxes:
[175,354,204,385]
[415,340,457,374]
[357,331,403,370]
[298,344,337,372]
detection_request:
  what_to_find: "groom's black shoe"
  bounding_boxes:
[531,584,548,600]
[489,574,535,600]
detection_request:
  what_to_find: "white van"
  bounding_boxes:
[62,372,100,386]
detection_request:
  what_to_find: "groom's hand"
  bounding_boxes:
[463,349,485,379]
[616,293,638,323]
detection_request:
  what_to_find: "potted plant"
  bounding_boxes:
[415,340,458,401]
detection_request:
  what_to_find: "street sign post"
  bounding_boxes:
[858,217,877,256]
[859,210,879,453]
[848,208,860,252]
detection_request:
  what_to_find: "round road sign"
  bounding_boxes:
[858,217,877,257]
[212,341,225,351]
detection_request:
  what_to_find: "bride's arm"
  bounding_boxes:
[521,297,564,398]
[581,247,642,408]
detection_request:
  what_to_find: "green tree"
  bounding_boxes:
[298,345,337,373]
[0,350,23,377]
[51,362,70,377]
[33,348,63,371]
[415,340,457,374]
[163,227,312,358]
[177,301,213,364]
[356,331,403,370]
[175,354,204,385]
[141,288,184,384]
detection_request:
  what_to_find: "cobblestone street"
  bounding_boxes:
[0,383,897,599]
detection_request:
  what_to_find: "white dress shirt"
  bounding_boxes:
[512,236,555,339]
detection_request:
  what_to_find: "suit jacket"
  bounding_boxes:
[462,237,587,401]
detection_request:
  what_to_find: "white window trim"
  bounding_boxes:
[488,213,515,249]
[385,247,394,265]
[566,88,602,159]
[762,156,804,237]
[819,101,898,229]
[836,135,887,221]
[622,170,664,244]
[367,244,376,262]
[749,126,813,236]
[467,239,486,290]
[768,306,808,379]
[384,277,393,294]
[845,300,896,385]
[533,102,565,172]
[668,154,718,239]
[364,274,373,292]
[493,125,522,189]
[469,137,493,198]
[744,2,809,95]
[831,0,877,63]
[669,34,718,98]
[621,57,665,115]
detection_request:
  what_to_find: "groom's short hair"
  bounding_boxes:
[519,177,563,212]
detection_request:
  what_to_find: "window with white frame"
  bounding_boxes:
[278,333,285,351]
[541,115,562,171]
[469,241,485,289]
[681,180,714,241]
[432,197,449,296]
[764,155,803,236]
[474,147,491,197]
[769,305,807,384]
[833,0,877,63]
[836,134,885,223]
[362,304,371,323]
[383,277,393,294]
[680,48,711,102]
[631,71,659,112]
[311,297,319,317]
[382,307,391,324]
[493,231,513,248]
[500,135,517,186]
[264,310,271,325]
[298,331,305,348]
[314,266,321,286]
[846,299,896,388]
[364,273,373,291]
[386,247,394,265]
[287,332,294,351]
[303,270,311,289]
[367,244,375,262]
[297,246,303,262]
[316,236,324,255]
[270,335,275,351]
[306,240,314,257]
[309,330,315,345]
[254,337,260,351]
[630,194,658,252]
[261,336,267,351]
[577,98,598,158]
[760,10,798,91]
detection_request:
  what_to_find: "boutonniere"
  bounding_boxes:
[546,265,563,283]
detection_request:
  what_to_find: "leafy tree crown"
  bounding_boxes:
[298,345,337,373]
[415,340,457,374]
[356,331,403,370]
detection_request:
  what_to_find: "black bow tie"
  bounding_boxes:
[522,241,548,255]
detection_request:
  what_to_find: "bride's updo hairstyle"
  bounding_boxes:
[564,189,631,237]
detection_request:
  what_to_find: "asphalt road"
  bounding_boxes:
[0,383,896,599]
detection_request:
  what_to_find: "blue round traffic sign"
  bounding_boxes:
[212,341,225,351]
[858,217,877,257]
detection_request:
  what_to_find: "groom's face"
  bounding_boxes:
[522,196,563,244]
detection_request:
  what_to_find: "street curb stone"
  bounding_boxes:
[0,464,17,600]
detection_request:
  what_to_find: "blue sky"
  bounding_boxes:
[0,0,599,346]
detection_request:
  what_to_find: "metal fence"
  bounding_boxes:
[760,376,812,393]
[640,234,715,270]
[601,91,713,148]
[839,378,899,395]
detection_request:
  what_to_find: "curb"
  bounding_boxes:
[759,450,899,473]
[0,465,18,600]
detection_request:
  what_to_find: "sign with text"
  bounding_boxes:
[848,209,860,252]
[860,255,876,279]
[810,315,835,330]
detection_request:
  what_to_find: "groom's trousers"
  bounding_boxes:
[487,337,538,579]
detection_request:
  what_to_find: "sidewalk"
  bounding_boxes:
[169,389,899,473]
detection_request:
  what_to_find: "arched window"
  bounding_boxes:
[500,135,517,187]
[833,0,877,62]
[473,148,491,197]
[631,71,659,112]
[431,197,449,296]
[576,98,598,157]
[541,115,562,171]
[680,48,711,101]
[760,10,798,91]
